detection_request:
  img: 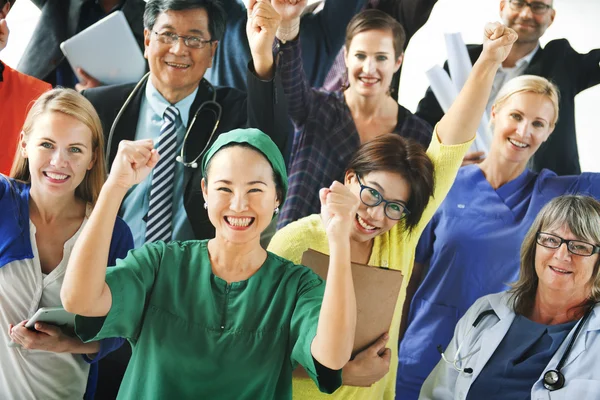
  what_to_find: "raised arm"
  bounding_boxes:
[311,181,359,369]
[436,23,517,145]
[61,140,159,317]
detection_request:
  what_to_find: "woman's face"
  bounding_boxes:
[344,29,402,98]
[21,111,95,198]
[535,225,598,298]
[202,146,279,244]
[345,170,411,243]
[490,92,555,165]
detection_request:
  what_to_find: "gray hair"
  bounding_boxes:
[510,195,600,315]
[143,0,226,41]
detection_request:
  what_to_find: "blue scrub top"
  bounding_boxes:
[467,315,576,400]
[396,165,600,400]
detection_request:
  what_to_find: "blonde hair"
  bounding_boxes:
[10,88,106,205]
[492,75,560,128]
[510,195,600,315]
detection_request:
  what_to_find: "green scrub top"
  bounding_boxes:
[75,240,341,399]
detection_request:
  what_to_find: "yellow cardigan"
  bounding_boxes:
[267,131,473,400]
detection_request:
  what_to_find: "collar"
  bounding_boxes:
[144,79,199,127]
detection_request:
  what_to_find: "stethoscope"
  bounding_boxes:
[437,305,595,392]
[105,72,222,169]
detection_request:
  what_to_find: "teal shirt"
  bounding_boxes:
[75,240,341,399]
[120,81,198,247]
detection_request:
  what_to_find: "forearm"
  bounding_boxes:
[436,59,499,145]
[61,184,127,316]
[65,337,101,355]
[251,50,275,80]
[312,239,356,370]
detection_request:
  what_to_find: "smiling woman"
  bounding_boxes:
[0,88,133,400]
[421,195,600,399]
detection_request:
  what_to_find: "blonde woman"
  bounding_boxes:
[398,75,600,399]
[1,89,133,399]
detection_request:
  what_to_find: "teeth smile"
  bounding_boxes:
[166,62,189,68]
[45,172,68,180]
[225,217,253,227]
[357,215,377,231]
[508,138,528,148]
[550,266,571,274]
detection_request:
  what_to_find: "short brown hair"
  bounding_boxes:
[345,134,434,232]
[345,9,406,59]
[10,88,106,205]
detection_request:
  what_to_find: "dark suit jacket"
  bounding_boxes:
[83,67,289,240]
[205,0,365,91]
[416,39,600,175]
[17,0,145,81]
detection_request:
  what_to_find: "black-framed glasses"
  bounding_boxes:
[356,175,410,221]
[153,31,214,49]
[507,0,553,15]
[536,232,600,257]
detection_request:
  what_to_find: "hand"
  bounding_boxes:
[246,0,281,79]
[461,151,485,166]
[74,68,101,92]
[9,321,75,353]
[320,181,360,240]
[0,19,9,52]
[271,0,307,22]
[342,333,391,387]
[481,22,518,65]
[106,139,159,190]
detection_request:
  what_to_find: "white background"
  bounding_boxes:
[3,0,599,171]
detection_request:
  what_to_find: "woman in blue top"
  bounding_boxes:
[397,75,600,399]
[421,195,600,399]
[1,88,133,399]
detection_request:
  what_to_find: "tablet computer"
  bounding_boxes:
[60,10,146,85]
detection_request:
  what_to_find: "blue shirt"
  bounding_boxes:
[121,80,198,247]
[467,315,576,400]
[396,166,600,400]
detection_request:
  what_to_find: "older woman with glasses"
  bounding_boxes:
[421,195,600,399]
[397,75,600,400]
[268,22,518,400]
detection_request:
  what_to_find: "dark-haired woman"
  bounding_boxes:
[268,20,518,400]
[273,6,433,229]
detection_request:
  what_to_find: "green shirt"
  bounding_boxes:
[76,240,341,399]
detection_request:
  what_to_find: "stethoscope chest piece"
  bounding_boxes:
[543,369,565,391]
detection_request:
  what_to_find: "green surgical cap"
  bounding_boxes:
[201,128,288,205]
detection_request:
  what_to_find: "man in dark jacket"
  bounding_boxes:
[415,0,600,175]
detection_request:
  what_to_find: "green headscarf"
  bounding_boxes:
[201,128,288,205]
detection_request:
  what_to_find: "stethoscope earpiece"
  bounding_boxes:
[175,155,183,163]
[543,369,565,391]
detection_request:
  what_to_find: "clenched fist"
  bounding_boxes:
[107,139,159,190]
[320,181,360,240]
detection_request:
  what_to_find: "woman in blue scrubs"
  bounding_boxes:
[396,75,600,399]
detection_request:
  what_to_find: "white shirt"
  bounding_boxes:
[0,219,90,400]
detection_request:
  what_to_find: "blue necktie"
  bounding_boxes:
[145,106,180,243]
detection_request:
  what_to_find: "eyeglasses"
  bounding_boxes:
[153,31,214,49]
[536,232,600,257]
[507,0,553,15]
[356,175,410,221]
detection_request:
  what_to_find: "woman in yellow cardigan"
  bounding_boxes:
[267,21,518,400]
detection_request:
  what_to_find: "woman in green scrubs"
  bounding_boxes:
[60,128,358,399]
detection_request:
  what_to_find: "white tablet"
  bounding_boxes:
[60,10,146,85]
[24,307,76,330]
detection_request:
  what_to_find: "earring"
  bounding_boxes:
[274,207,279,215]
[203,202,208,210]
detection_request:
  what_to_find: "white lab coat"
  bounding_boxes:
[419,292,600,400]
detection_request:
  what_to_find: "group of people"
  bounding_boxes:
[1,0,600,399]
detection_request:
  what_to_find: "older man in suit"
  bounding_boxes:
[415,0,600,175]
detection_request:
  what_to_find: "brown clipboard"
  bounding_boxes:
[294,249,403,377]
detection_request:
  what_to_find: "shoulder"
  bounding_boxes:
[82,83,138,108]
[0,177,28,204]
[265,251,325,292]
[268,214,326,264]
[542,38,573,52]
